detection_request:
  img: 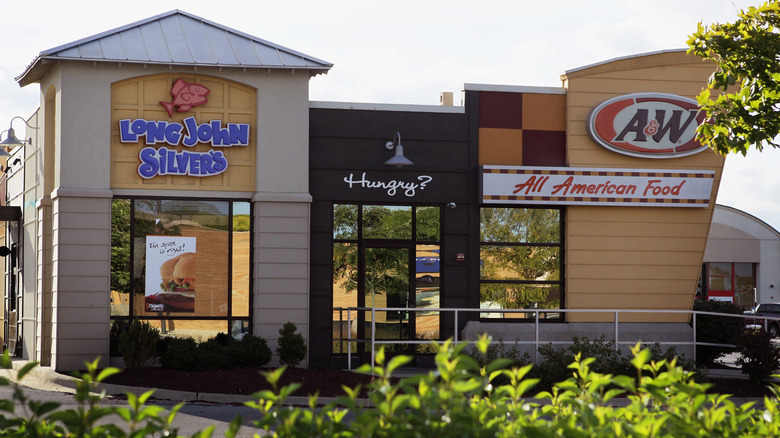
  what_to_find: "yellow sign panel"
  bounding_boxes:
[111,74,256,191]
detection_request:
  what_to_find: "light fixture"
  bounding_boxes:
[384,132,414,167]
[0,116,36,150]
[0,131,11,158]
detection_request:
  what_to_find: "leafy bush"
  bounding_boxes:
[465,337,529,367]
[277,322,306,367]
[240,333,272,368]
[248,337,780,437]
[535,335,632,390]
[160,337,198,371]
[736,328,780,383]
[118,320,160,368]
[158,333,272,371]
[109,319,131,356]
[5,337,780,437]
[197,339,231,371]
[693,299,745,367]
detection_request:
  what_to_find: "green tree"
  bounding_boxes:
[688,0,780,155]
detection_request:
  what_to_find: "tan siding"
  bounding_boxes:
[561,51,724,323]
[566,250,702,266]
[568,220,709,238]
[253,199,310,366]
[50,193,111,371]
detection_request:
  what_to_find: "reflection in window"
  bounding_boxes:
[479,207,563,319]
[110,199,131,316]
[332,204,441,354]
[333,204,358,240]
[362,205,412,239]
[110,198,251,351]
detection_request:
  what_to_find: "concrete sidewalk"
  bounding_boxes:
[0,358,347,406]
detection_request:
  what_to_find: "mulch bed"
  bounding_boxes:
[99,366,778,399]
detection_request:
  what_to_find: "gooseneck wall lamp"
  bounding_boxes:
[0,131,11,158]
[384,132,414,167]
[0,116,36,151]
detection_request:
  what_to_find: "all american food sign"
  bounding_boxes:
[586,93,708,158]
[482,166,714,207]
[118,79,250,179]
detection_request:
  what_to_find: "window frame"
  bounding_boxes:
[478,205,565,321]
[109,196,253,339]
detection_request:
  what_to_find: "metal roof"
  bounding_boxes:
[16,10,332,86]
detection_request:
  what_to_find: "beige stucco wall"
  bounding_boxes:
[562,51,725,323]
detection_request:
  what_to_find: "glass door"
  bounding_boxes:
[360,244,413,353]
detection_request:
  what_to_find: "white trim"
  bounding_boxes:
[309,101,465,113]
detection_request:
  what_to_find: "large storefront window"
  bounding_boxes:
[479,207,562,319]
[332,204,441,354]
[110,198,251,346]
[705,262,756,307]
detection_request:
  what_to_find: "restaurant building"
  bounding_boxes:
[0,11,726,371]
[702,205,780,307]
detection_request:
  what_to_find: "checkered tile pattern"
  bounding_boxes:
[478,91,566,166]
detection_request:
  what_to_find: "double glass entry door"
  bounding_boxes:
[332,204,441,357]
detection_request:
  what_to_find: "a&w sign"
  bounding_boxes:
[586,92,708,159]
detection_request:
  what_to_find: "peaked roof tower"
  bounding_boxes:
[16,9,332,86]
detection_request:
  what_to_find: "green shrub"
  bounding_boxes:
[197,339,231,371]
[277,322,306,367]
[6,337,780,437]
[248,337,780,437]
[535,335,631,390]
[160,337,198,371]
[464,337,531,386]
[736,328,780,383]
[693,299,745,367]
[118,320,160,368]
[240,333,272,368]
[109,319,131,356]
[157,333,272,371]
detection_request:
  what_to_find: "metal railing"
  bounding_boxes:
[332,306,780,370]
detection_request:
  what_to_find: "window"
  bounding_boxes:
[706,262,756,307]
[332,204,441,354]
[110,198,251,346]
[479,207,563,319]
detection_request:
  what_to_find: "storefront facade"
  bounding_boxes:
[311,51,724,367]
[3,11,329,370]
[1,12,724,371]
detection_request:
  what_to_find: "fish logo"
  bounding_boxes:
[160,79,210,117]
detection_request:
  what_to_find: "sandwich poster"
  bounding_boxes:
[145,236,196,313]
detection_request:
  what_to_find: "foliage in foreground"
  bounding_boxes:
[3,337,780,437]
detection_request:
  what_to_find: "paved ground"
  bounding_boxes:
[0,360,271,436]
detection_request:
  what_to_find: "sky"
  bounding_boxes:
[1,0,776,229]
